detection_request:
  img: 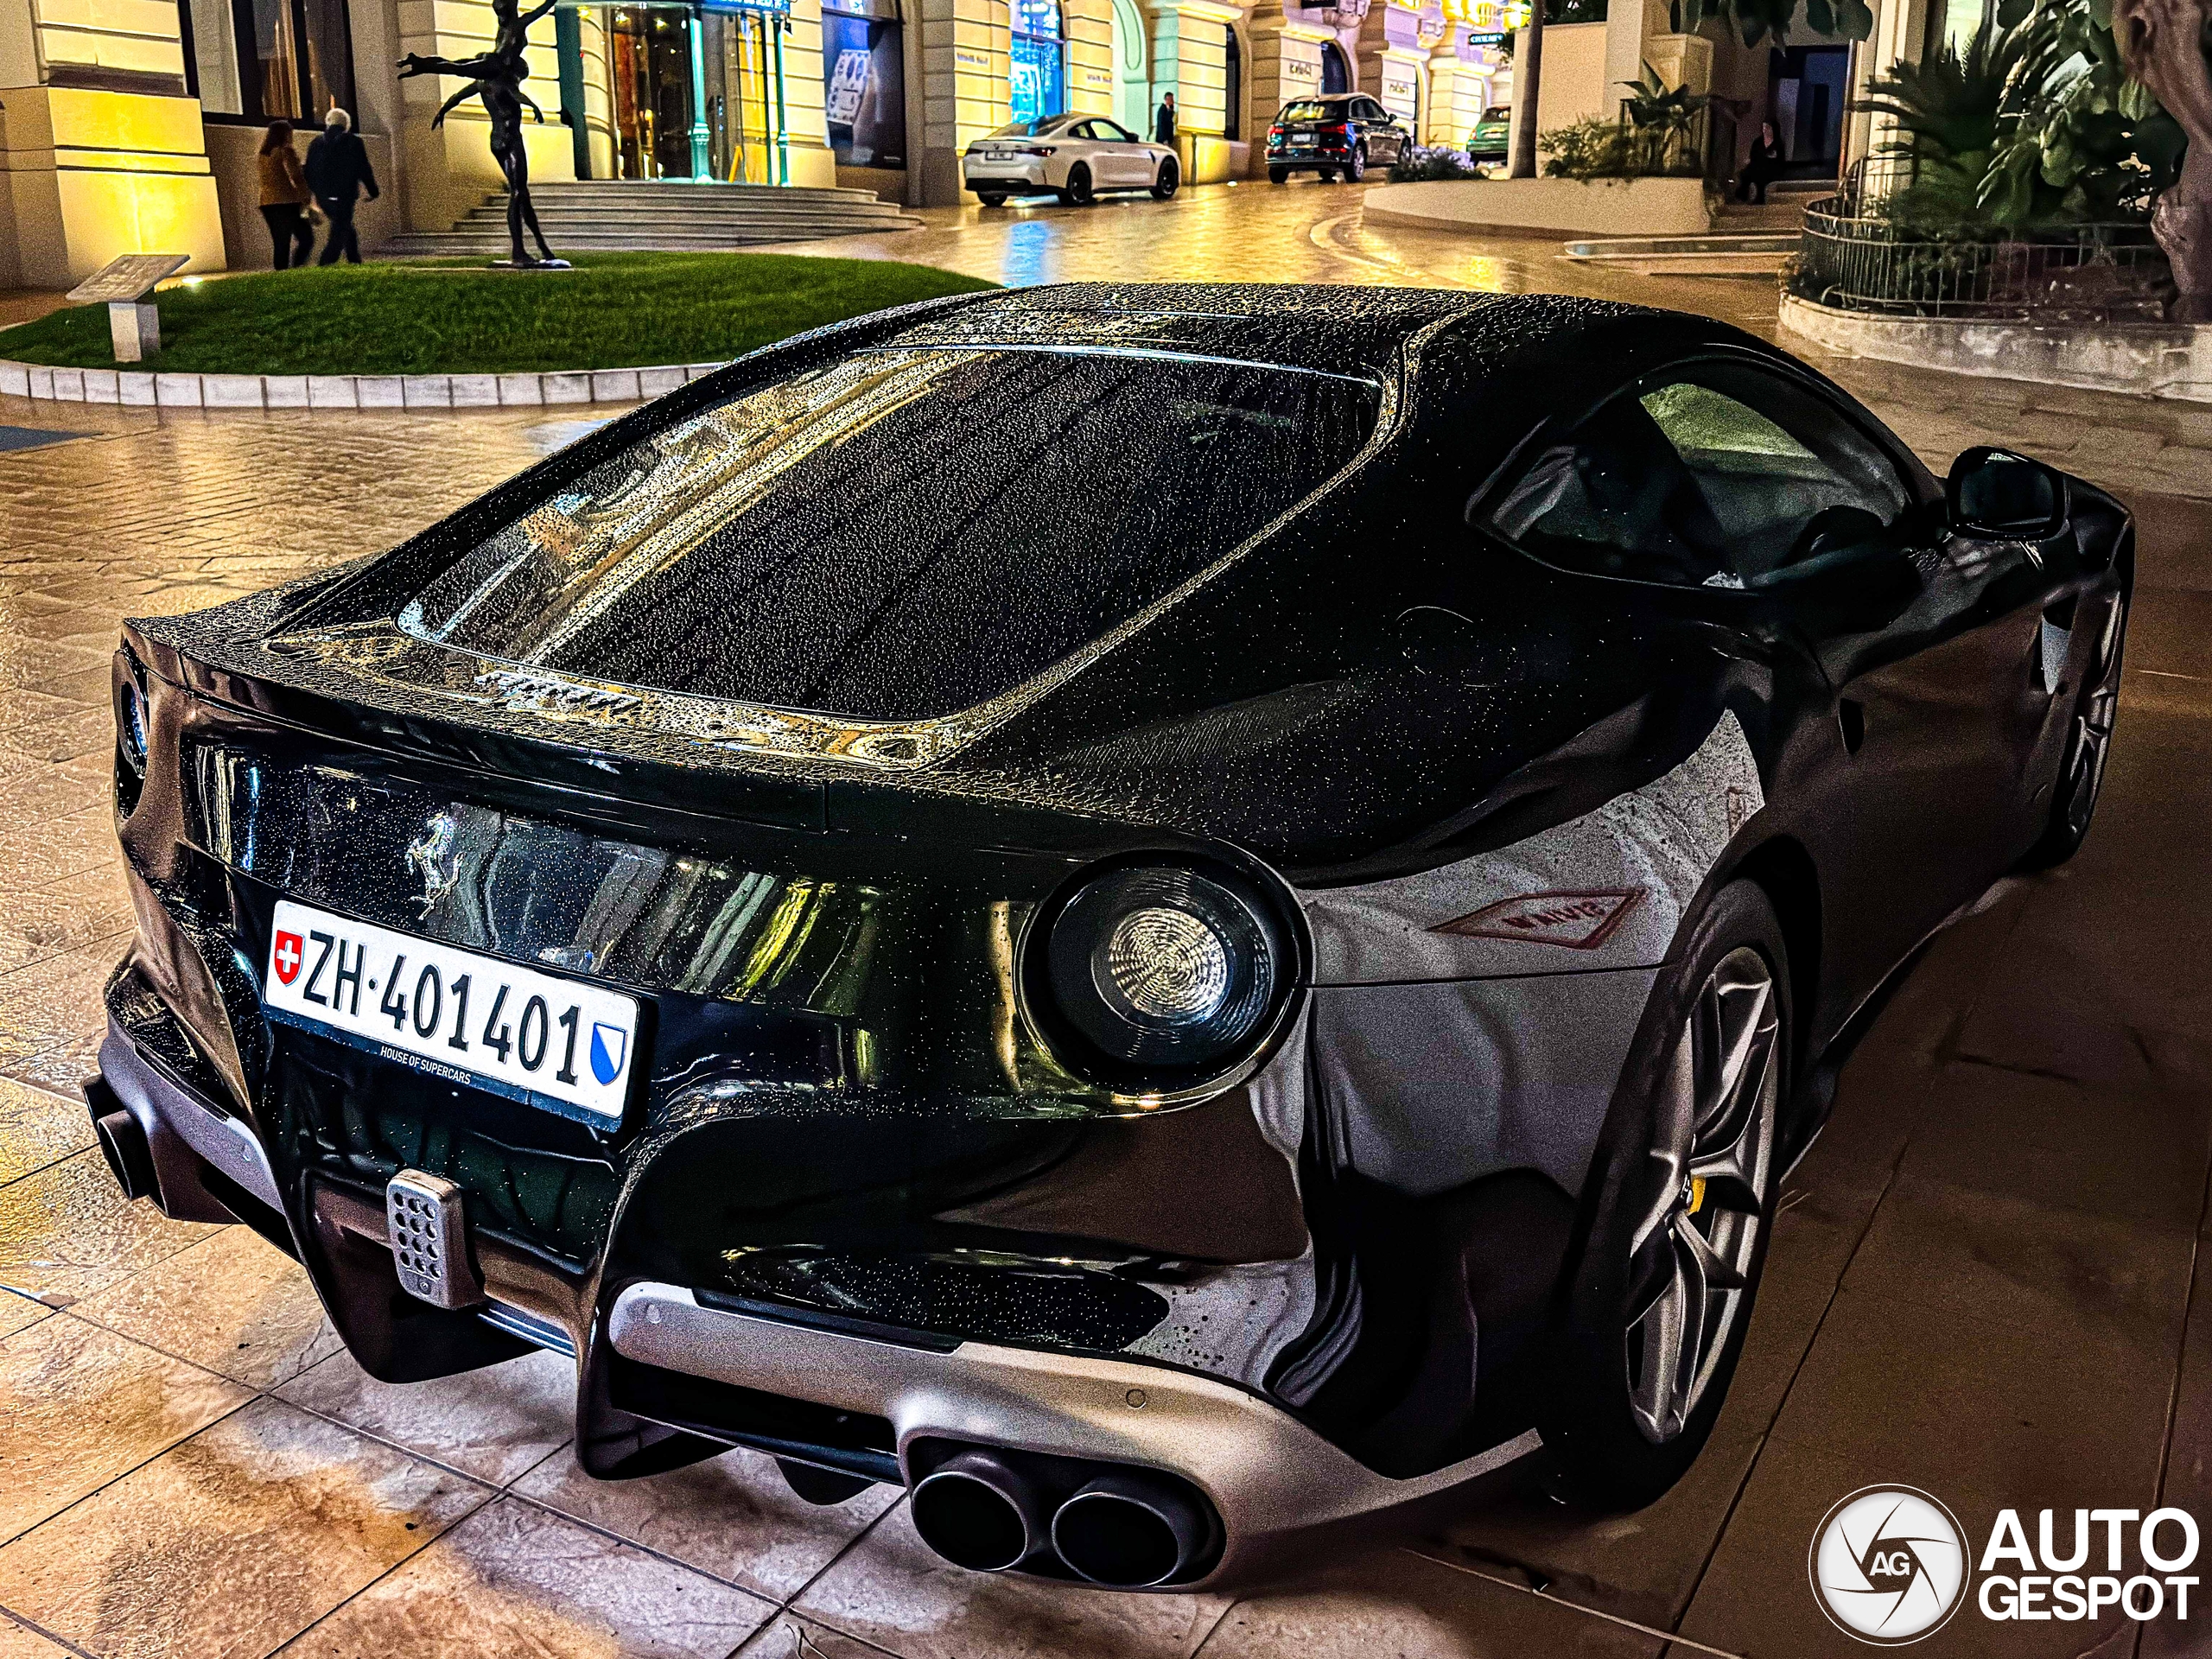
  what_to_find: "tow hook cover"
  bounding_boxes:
[386,1169,485,1309]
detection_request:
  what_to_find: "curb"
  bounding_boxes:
[0,359,727,410]
[1778,293,2212,405]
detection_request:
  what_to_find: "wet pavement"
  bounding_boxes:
[2,184,2210,1658]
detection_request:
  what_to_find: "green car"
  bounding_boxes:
[1467,105,1510,160]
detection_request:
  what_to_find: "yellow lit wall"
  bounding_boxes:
[0,86,223,286]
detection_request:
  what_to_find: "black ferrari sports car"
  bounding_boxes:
[90,283,2128,1592]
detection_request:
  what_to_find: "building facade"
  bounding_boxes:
[0,0,1911,286]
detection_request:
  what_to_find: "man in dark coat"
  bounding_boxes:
[305,107,381,264]
[1154,91,1177,147]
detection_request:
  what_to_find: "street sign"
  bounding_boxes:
[65,253,188,306]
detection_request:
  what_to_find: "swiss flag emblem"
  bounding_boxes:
[272,931,304,986]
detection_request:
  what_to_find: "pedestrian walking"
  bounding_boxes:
[257,120,315,270]
[305,107,380,265]
[1154,90,1177,148]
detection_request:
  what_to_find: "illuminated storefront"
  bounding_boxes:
[0,0,1736,283]
[1009,0,1065,124]
[820,0,906,172]
[571,0,798,181]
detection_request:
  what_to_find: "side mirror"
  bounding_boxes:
[1948,447,2069,538]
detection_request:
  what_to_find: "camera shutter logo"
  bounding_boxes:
[1810,1487,1971,1644]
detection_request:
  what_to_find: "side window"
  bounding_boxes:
[1485,363,1912,588]
[1098,119,1135,142]
[1066,120,1098,140]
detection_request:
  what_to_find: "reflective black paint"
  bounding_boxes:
[104,285,2131,1487]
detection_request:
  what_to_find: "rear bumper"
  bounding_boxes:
[93,1005,1542,1586]
[607,1282,1541,1586]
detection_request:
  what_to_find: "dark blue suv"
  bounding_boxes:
[1265,93,1411,183]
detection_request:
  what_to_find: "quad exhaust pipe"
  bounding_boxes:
[910,1448,1054,1573]
[908,1446,1221,1587]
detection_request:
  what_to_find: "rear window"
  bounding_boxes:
[1279,101,1347,123]
[400,348,1381,722]
[989,116,1073,137]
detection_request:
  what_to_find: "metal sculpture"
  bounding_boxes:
[397,0,570,269]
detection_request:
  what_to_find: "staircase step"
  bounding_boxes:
[386,181,924,256]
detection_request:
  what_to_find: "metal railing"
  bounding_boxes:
[1795,157,2169,321]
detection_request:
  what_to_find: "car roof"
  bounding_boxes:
[864,282,1753,392]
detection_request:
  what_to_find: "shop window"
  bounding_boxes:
[1011,0,1065,124]
[822,0,907,168]
[179,0,354,121]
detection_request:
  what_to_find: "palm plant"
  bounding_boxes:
[1854,19,2022,227]
[1619,60,1711,172]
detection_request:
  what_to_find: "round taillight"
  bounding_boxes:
[1025,861,1294,1096]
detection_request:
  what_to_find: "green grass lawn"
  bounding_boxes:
[0,252,999,376]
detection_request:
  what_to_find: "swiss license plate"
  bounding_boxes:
[1292,130,1315,142]
[262,899,640,1126]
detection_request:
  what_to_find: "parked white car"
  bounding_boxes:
[963,114,1179,207]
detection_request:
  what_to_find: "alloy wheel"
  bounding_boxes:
[1623,945,1779,1444]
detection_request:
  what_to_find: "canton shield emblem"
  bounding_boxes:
[272,930,305,986]
[589,1022,628,1086]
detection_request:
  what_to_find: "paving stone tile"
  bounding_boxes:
[1841,1173,2197,1351]
[733,1613,903,1658]
[0,1149,218,1304]
[72,1226,343,1389]
[0,1077,91,1185]
[1897,1063,2210,1232]
[1764,1283,2176,1482]
[0,1287,51,1338]
[274,1497,772,1659]
[0,1614,73,1657]
[512,1440,900,1602]
[0,1312,247,1543]
[0,1395,486,1659]
[792,1501,1230,1659]
[1205,1548,1662,1658]
[2139,1226,2212,1659]
[276,1346,575,1487]
[0,944,120,1066]
[0,809,115,896]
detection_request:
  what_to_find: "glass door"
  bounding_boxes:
[608,5,698,177]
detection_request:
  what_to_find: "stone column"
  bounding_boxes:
[916,0,1010,202]
[0,0,225,285]
[781,0,842,186]
[1065,0,1116,114]
[1358,0,1440,130]
[0,90,224,286]
[1842,0,1930,177]
[1149,0,1237,179]
[1244,0,1329,172]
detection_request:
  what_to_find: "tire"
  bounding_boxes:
[1151,158,1179,200]
[1539,880,1790,1510]
[976,192,1007,207]
[2018,578,2129,869]
[1344,145,1367,182]
[1268,165,1288,184]
[1058,164,1095,207]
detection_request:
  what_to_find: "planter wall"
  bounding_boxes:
[1779,294,2212,404]
[1362,177,1713,237]
[0,360,727,409]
